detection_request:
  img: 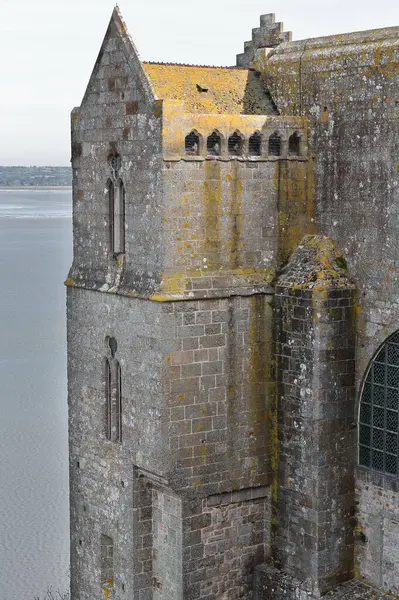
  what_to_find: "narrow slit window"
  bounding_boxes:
[289,132,301,156]
[249,132,262,157]
[207,132,221,156]
[105,358,112,440]
[101,534,114,590]
[185,131,200,155]
[268,133,281,157]
[112,181,125,255]
[104,338,122,444]
[108,180,115,252]
[115,360,122,443]
[228,132,243,156]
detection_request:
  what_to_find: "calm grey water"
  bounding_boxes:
[0,189,72,599]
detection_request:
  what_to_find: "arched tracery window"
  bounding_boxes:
[359,331,399,477]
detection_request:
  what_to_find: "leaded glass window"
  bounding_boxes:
[359,331,399,477]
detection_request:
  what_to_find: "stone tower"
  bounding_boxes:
[67,7,399,600]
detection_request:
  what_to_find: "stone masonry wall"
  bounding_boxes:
[185,488,271,600]
[355,470,399,596]
[260,28,399,591]
[68,287,174,600]
[159,149,314,299]
[164,295,274,498]
[69,12,164,295]
[163,295,275,598]
[68,286,275,599]
[152,488,183,600]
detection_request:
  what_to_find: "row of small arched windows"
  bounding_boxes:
[185,130,302,158]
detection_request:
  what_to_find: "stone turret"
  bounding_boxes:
[236,13,292,67]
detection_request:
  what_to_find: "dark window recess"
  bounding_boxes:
[249,132,262,157]
[108,180,115,252]
[359,331,399,478]
[185,131,200,155]
[268,133,281,156]
[207,132,221,156]
[228,132,243,156]
[105,358,112,440]
[101,535,114,588]
[109,178,125,256]
[289,132,301,156]
[105,338,122,443]
[115,360,122,444]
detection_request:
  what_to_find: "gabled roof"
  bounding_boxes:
[142,62,278,115]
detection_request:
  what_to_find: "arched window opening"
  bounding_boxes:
[268,133,281,157]
[104,338,122,444]
[185,131,200,155]
[110,180,125,255]
[101,534,114,590]
[228,132,243,157]
[207,131,221,156]
[288,132,301,156]
[115,360,122,444]
[359,331,399,478]
[108,179,115,252]
[105,358,112,441]
[249,132,262,157]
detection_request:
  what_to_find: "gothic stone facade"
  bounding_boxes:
[66,8,399,600]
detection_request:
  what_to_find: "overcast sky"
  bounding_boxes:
[1,0,398,166]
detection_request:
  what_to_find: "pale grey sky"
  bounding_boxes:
[1,0,398,165]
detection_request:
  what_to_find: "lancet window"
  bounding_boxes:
[104,337,122,443]
[107,154,125,255]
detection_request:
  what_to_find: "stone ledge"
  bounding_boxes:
[206,485,270,507]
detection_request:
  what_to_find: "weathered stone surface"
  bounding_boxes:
[67,6,399,600]
[272,236,356,597]
[254,566,393,600]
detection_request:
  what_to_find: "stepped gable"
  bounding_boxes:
[237,13,292,67]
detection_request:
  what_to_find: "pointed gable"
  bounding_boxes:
[80,7,155,109]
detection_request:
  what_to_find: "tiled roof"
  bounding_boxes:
[142,63,277,115]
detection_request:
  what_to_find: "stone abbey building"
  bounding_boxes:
[66,8,399,599]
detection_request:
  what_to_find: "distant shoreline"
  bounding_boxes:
[0,186,72,191]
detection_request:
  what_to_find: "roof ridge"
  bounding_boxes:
[142,61,250,70]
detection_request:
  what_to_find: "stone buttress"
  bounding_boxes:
[255,236,357,598]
